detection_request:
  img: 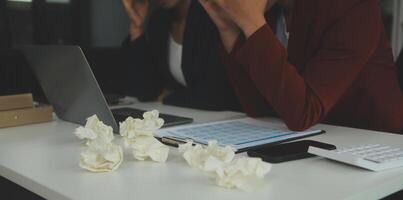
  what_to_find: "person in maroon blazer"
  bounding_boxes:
[199,0,403,133]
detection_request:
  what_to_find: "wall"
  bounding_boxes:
[392,0,403,57]
[89,0,129,47]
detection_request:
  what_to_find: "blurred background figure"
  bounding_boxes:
[100,0,241,111]
[0,0,401,103]
[0,0,241,111]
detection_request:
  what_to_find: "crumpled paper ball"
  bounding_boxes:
[119,110,169,163]
[206,157,272,190]
[75,126,97,141]
[120,110,164,139]
[178,140,235,170]
[79,143,123,172]
[75,115,114,145]
[75,115,123,172]
[178,140,271,190]
[127,135,169,163]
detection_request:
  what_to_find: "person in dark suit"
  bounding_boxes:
[200,0,403,133]
[118,0,240,111]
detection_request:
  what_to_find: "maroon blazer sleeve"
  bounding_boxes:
[225,1,381,131]
[221,39,274,116]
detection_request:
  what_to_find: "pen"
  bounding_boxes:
[160,136,205,147]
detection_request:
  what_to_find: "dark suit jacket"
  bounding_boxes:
[119,1,240,111]
[224,0,403,133]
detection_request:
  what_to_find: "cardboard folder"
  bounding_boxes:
[0,105,53,128]
[0,93,33,111]
[0,93,53,128]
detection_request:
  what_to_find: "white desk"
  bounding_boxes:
[0,102,402,200]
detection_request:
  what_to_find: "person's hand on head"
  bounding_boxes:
[210,0,269,38]
[122,0,149,41]
[198,0,241,53]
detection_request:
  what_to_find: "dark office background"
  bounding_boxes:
[0,0,132,101]
[0,0,402,199]
[0,0,397,100]
[1,0,130,47]
[0,0,396,48]
[0,0,398,95]
[0,2,130,197]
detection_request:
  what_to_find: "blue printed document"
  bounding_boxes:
[156,118,324,152]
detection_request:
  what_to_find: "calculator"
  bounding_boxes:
[308,144,403,171]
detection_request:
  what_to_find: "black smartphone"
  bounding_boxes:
[247,140,336,163]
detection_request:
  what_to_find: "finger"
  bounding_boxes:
[198,0,216,15]
[201,0,225,20]
[122,0,134,12]
[130,11,144,27]
[133,0,149,19]
[122,0,136,19]
[198,0,209,10]
[122,0,144,26]
[210,0,224,8]
[198,0,216,8]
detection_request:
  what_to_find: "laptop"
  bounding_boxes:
[18,45,193,132]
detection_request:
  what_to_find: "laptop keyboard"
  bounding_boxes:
[112,108,193,127]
